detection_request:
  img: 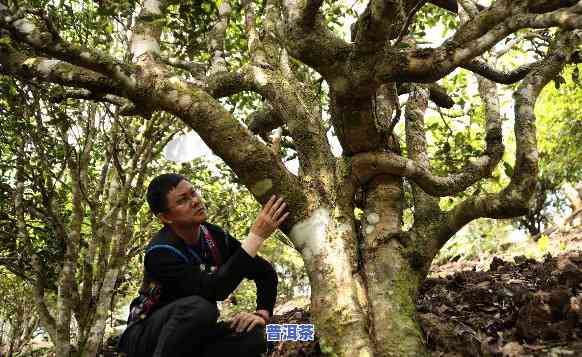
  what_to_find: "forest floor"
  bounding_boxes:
[267,228,582,357]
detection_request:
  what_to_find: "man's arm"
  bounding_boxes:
[146,244,257,301]
[225,234,278,317]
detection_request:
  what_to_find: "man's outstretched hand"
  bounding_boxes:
[250,195,289,240]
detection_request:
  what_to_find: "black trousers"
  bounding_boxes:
[118,296,267,357]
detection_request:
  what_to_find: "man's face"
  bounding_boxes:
[159,179,207,226]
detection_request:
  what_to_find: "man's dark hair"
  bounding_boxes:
[146,173,186,215]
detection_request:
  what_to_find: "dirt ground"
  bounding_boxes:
[67,228,582,356]
[267,250,582,357]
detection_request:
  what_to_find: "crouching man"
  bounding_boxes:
[118,173,288,357]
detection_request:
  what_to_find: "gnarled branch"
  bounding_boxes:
[441,30,581,244]
[405,86,442,226]
[373,2,582,83]
[428,0,486,13]
[280,0,351,79]
[462,58,539,84]
[208,0,232,74]
[351,150,499,197]
[147,70,308,230]
[159,55,206,78]
[0,45,124,97]
[130,0,169,62]
[352,0,414,48]
[248,105,284,136]
[353,55,504,196]
[49,89,139,116]
[0,6,135,87]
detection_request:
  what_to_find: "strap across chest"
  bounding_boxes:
[146,225,223,268]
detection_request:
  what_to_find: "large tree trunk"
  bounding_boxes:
[292,204,425,357]
[293,200,428,357]
[294,207,375,356]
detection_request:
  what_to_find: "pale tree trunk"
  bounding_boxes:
[291,207,374,356]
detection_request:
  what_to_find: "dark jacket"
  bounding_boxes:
[132,222,278,317]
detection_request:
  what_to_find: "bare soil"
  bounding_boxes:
[267,251,582,357]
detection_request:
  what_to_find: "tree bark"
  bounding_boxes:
[2,2,582,356]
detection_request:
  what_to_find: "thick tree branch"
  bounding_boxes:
[373,2,582,83]
[353,53,503,196]
[0,45,125,96]
[281,0,351,79]
[246,4,284,80]
[129,0,170,62]
[427,0,486,13]
[159,55,206,77]
[428,0,458,13]
[351,149,499,197]
[203,63,334,177]
[352,0,413,48]
[204,70,253,98]
[457,0,480,17]
[242,0,268,67]
[148,71,309,230]
[248,105,284,136]
[433,0,577,15]
[301,0,324,27]
[0,6,135,87]
[245,67,334,177]
[528,0,580,14]
[441,30,581,244]
[283,0,325,28]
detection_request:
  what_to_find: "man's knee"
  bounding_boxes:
[173,295,218,324]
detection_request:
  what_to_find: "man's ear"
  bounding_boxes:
[158,213,173,225]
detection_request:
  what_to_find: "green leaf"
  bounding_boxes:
[104,22,113,34]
